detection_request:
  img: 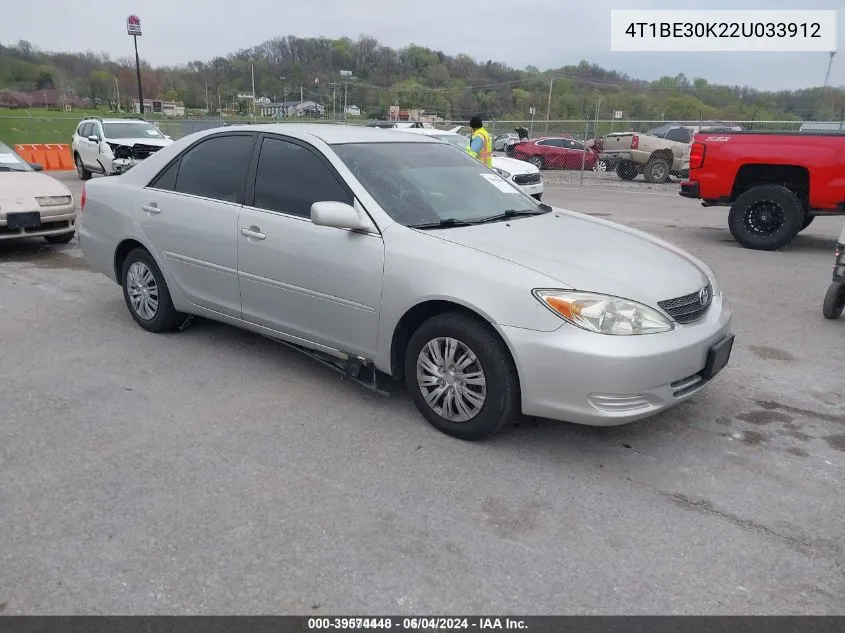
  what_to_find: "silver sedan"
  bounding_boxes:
[78,124,734,441]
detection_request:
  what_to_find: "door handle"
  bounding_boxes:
[142,203,160,215]
[240,227,266,240]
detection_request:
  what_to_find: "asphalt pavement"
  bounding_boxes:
[0,171,843,615]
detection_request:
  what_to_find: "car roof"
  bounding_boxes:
[201,123,440,145]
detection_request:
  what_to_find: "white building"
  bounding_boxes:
[132,99,185,116]
[260,100,325,118]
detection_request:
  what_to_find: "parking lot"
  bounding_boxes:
[1,171,843,615]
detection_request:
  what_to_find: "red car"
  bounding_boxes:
[680,130,845,250]
[509,136,598,171]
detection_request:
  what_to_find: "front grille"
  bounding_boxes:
[658,283,713,324]
[513,173,541,185]
[130,144,164,160]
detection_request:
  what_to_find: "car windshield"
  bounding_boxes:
[0,142,33,172]
[102,121,164,139]
[332,142,544,227]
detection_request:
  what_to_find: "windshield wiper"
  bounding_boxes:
[475,209,547,224]
[409,218,477,230]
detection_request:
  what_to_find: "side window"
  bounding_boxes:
[80,122,93,137]
[149,159,179,191]
[173,134,255,204]
[665,127,692,143]
[91,123,102,140]
[569,141,585,151]
[252,137,353,218]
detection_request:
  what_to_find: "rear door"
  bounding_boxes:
[536,139,568,169]
[137,132,257,317]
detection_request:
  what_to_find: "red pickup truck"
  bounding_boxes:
[679,131,845,250]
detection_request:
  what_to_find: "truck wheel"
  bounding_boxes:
[822,282,845,320]
[643,157,671,183]
[616,160,637,181]
[728,185,804,251]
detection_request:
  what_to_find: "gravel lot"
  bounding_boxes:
[1,172,843,615]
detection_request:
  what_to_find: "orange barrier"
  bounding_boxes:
[14,143,74,171]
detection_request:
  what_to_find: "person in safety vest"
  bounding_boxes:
[466,115,493,168]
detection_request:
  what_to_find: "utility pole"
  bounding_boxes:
[817,50,837,118]
[545,77,554,133]
[580,97,601,186]
[114,76,120,111]
[205,82,209,113]
[249,58,256,117]
[340,70,353,122]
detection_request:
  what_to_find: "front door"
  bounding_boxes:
[237,134,384,358]
[137,132,257,317]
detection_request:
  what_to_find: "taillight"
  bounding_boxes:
[689,142,706,170]
[631,134,639,150]
[80,182,86,212]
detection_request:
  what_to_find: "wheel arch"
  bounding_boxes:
[113,238,153,286]
[389,299,522,391]
[731,163,809,202]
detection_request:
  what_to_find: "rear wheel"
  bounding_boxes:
[822,282,845,320]
[528,155,543,170]
[616,160,637,181]
[643,157,671,183]
[404,312,520,441]
[75,153,91,181]
[121,248,189,333]
[728,185,804,251]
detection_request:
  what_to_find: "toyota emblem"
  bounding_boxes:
[699,287,710,306]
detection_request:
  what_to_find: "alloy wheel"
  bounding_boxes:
[416,337,487,423]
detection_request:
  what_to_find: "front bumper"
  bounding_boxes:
[679,180,700,199]
[0,207,77,241]
[518,182,544,198]
[498,295,734,426]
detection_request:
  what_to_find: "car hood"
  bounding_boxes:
[106,137,172,147]
[0,171,72,201]
[492,156,538,175]
[424,209,710,306]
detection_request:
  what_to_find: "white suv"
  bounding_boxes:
[71,117,174,180]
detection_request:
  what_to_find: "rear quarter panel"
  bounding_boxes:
[690,133,845,209]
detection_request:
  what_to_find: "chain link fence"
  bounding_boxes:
[0,112,817,188]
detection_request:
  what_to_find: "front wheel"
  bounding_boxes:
[121,248,189,333]
[404,312,520,441]
[728,185,804,251]
[822,282,845,320]
[592,160,607,173]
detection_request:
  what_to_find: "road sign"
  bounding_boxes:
[529,106,536,115]
[613,110,623,119]
[127,15,142,36]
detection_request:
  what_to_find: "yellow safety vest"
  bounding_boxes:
[466,127,493,167]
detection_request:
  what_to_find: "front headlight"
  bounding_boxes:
[532,289,674,335]
[36,195,72,207]
[492,167,511,179]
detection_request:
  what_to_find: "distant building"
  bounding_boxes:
[799,121,845,131]
[260,100,325,118]
[133,99,185,116]
[345,105,361,117]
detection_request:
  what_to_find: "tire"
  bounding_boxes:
[616,160,637,181]
[822,282,845,320]
[44,232,75,244]
[592,160,607,173]
[728,185,804,251]
[404,312,520,441]
[643,156,671,183]
[800,215,815,231]
[528,155,543,170]
[121,247,189,333]
[74,153,91,181]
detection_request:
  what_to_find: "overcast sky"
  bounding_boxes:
[4,0,843,91]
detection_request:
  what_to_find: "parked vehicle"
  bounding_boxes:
[394,127,544,200]
[71,116,173,180]
[599,123,745,184]
[509,136,599,171]
[79,123,733,441]
[822,222,845,319]
[0,141,76,243]
[492,133,519,152]
[504,127,530,156]
[679,131,845,250]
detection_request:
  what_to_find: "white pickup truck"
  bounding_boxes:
[597,123,744,183]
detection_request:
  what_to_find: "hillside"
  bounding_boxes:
[1,36,844,122]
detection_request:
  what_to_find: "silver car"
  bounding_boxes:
[79,124,734,441]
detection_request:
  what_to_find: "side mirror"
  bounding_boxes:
[87,135,99,143]
[311,201,373,232]
[29,162,43,171]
